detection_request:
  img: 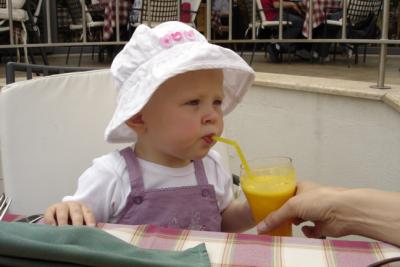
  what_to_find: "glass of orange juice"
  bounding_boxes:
[241,157,296,236]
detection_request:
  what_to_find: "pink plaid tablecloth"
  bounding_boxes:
[100,0,132,41]
[98,223,400,267]
[301,0,342,37]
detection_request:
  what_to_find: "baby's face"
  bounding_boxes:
[138,69,224,166]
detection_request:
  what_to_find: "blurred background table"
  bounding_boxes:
[100,0,132,41]
[301,0,342,37]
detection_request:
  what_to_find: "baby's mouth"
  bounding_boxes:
[202,134,214,145]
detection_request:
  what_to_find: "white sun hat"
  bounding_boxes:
[105,21,255,143]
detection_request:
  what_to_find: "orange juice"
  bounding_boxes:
[241,160,296,236]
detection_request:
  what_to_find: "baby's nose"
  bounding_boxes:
[201,108,220,124]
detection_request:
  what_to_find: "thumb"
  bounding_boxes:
[256,200,296,234]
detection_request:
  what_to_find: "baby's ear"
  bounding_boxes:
[125,113,145,133]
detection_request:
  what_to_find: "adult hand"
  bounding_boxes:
[256,181,347,238]
[44,201,96,227]
[256,181,400,246]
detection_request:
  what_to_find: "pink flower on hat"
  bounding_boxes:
[171,31,183,41]
[160,30,195,49]
[184,30,195,40]
[160,34,173,48]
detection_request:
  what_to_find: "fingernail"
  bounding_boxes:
[257,221,269,233]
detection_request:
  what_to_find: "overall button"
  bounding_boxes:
[201,189,209,197]
[133,196,143,204]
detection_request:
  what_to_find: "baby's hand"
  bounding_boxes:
[44,201,96,227]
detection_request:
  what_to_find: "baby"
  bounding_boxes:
[44,21,255,232]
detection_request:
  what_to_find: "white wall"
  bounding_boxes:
[224,85,400,191]
[1,80,399,192]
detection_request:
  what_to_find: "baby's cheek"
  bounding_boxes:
[170,125,198,144]
[176,124,198,139]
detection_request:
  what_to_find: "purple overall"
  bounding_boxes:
[116,147,222,231]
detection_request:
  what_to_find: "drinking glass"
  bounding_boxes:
[241,157,296,236]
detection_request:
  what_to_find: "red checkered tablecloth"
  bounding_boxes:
[100,0,132,41]
[301,0,342,37]
[3,214,400,267]
[98,223,400,267]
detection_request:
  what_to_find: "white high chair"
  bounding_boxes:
[0,69,125,215]
[0,67,232,215]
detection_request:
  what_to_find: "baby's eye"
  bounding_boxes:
[186,99,200,105]
[214,99,223,106]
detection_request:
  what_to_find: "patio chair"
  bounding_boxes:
[0,0,29,62]
[241,0,290,65]
[23,0,48,65]
[326,0,382,65]
[129,0,178,29]
[0,62,233,215]
[64,0,104,66]
[0,0,47,64]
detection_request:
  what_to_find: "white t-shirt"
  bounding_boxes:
[63,148,234,223]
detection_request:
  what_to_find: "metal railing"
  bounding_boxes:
[0,0,398,89]
[5,61,95,84]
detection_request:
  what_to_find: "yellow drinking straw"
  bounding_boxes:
[212,136,253,179]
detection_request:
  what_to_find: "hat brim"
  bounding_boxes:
[105,41,255,143]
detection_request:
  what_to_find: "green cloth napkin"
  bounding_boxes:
[0,222,211,267]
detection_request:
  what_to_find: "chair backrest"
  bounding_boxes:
[0,68,126,215]
[255,0,267,23]
[138,0,178,24]
[0,0,28,22]
[244,0,283,29]
[5,0,25,9]
[243,0,261,24]
[65,0,93,25]
[347,0,382,25]
[346,0,382,39]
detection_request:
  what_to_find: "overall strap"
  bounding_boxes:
[119,147,145,195]
[193,159,209,186]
